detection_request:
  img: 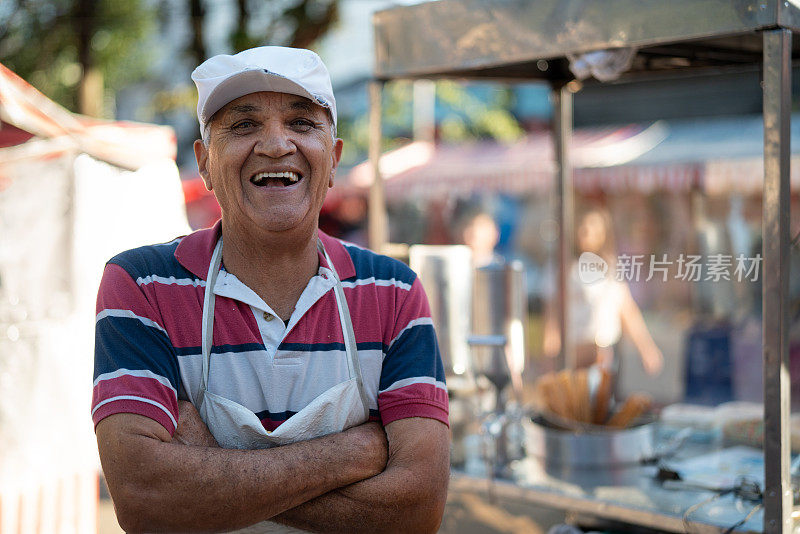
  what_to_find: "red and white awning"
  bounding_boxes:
[345,121,794,198]
[0,62,176,173]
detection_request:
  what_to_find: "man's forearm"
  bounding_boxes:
[274,418,450,534]
[274,466,446,533]
[97,414,386,533]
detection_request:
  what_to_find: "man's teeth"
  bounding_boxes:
[251,171,300,185]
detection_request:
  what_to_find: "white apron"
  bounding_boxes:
[196,237,371,532]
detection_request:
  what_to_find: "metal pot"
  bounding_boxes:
[524,414,655,468]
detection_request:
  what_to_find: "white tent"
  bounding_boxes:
[0,62,190,534]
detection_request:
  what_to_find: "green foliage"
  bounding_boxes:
[383,80,414,134]
[338,79,524,167]
[228,0,339,53]
[149,85,198,119]
[336,80,417,168]
[93,1,157,94]
[337,113,370,167]
[0,0,156,114]
[152,0,342,121]
[435,80,524,143]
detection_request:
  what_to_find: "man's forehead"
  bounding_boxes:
[220,92,325,116]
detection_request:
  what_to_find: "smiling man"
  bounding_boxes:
[92,47,449,533]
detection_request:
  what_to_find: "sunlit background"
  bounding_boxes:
[2,1,800,532]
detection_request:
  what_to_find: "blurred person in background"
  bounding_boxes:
[91,46,449,533]
[543,206,664,376]
[461,210,503,268]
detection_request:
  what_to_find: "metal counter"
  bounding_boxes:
[450,427,767,533]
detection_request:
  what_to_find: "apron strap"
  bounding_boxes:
[199,238,224,406]
[318,239,372,421]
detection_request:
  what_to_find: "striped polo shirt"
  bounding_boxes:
[92,222,448,435]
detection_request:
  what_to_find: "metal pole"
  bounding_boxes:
[552,84,574,371]
[762,28,792,534]
[368,80,388,252]
[413,79,436,144]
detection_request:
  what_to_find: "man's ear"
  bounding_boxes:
[329,138,344,188]
[193,139,212,191]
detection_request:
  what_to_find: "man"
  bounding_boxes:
[92,46,450,533]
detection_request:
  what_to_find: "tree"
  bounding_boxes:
[163,0,341,132]
[185,0,339,67]
[336,79,525,169]
[0,0,157,117]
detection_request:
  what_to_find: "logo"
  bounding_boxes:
[578,252,608,284]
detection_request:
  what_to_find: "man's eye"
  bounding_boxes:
[231,120,256,130]
[291,119,315,131]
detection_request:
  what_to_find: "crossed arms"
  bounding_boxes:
[96,401,450,533]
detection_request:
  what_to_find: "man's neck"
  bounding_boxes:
[219,221,320,322]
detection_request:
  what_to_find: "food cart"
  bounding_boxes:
[368,1,796,532]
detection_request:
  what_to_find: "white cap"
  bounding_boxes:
[191,46,337,135]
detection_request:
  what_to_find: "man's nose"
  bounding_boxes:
[254,123,296,158]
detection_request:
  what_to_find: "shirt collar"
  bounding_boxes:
[317,230,356,280]
[174,219,221,280]
[174,219,356,281]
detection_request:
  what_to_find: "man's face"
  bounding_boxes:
[194,91,342,236]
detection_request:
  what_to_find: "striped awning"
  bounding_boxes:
[704,157,800,195]
[344,119,800,198]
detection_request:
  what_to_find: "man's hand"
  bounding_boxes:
[173,400,219,447]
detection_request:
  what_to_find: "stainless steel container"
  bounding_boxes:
[409,245,473,377]
[470,261,526,396]
[524,416,655,468]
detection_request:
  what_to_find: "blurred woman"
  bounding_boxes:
[544,207,664,375]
